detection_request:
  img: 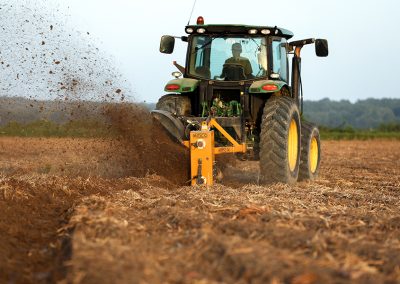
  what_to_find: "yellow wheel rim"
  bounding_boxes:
[288,119,298,172]
[309,137,319,173]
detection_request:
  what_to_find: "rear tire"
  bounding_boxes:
[298,122,321,181]
[259,96,301,184]
[156,94,191,116]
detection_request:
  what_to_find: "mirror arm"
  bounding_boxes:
[171,35,188,42]
[289,38,315,48]
[289,38,318,57]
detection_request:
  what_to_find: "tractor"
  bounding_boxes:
[152,16,328,186]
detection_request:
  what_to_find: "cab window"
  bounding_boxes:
[189,36,268,81]
[272,39,288,82]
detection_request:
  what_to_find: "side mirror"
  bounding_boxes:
[160,35,175,54]
[315,39,328,57]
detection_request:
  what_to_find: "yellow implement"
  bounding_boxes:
[182,118,246,186]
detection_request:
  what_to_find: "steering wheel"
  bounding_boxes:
[221,63,246,81]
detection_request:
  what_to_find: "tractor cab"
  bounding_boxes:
[183,24,294,83]
[160,18,327,118]
[161,22,294,82]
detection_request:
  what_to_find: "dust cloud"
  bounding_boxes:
[0,0,189,184]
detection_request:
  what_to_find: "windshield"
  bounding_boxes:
[188,36,268,81]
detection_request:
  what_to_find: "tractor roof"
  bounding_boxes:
[185,24,294,39]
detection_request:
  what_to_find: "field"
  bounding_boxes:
[0,136,399,284]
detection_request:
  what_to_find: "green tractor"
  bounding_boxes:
[152,16,328,184]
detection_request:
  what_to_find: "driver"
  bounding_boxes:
[224,43,253,78]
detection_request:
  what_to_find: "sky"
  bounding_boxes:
[1,0,400,103]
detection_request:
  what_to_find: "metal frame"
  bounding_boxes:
[182,118,246,186]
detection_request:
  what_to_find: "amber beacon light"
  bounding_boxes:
[197,16,204,25]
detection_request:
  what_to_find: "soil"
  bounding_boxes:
[0,138,399,284]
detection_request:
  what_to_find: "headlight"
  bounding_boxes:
[172,71,182,78]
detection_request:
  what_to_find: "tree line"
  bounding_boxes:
[303,98,400,129]
[1,96,399,130]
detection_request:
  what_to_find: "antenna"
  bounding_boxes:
[187,0,198,25]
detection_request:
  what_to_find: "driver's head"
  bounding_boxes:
[232,43,242,59]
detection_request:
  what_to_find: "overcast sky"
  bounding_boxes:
[2,0,400,103]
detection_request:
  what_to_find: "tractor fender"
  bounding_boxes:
[164,78,200,93]
[249,80,288,94]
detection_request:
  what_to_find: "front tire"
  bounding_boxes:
[259,96,301,184]
[298,122,321,181]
